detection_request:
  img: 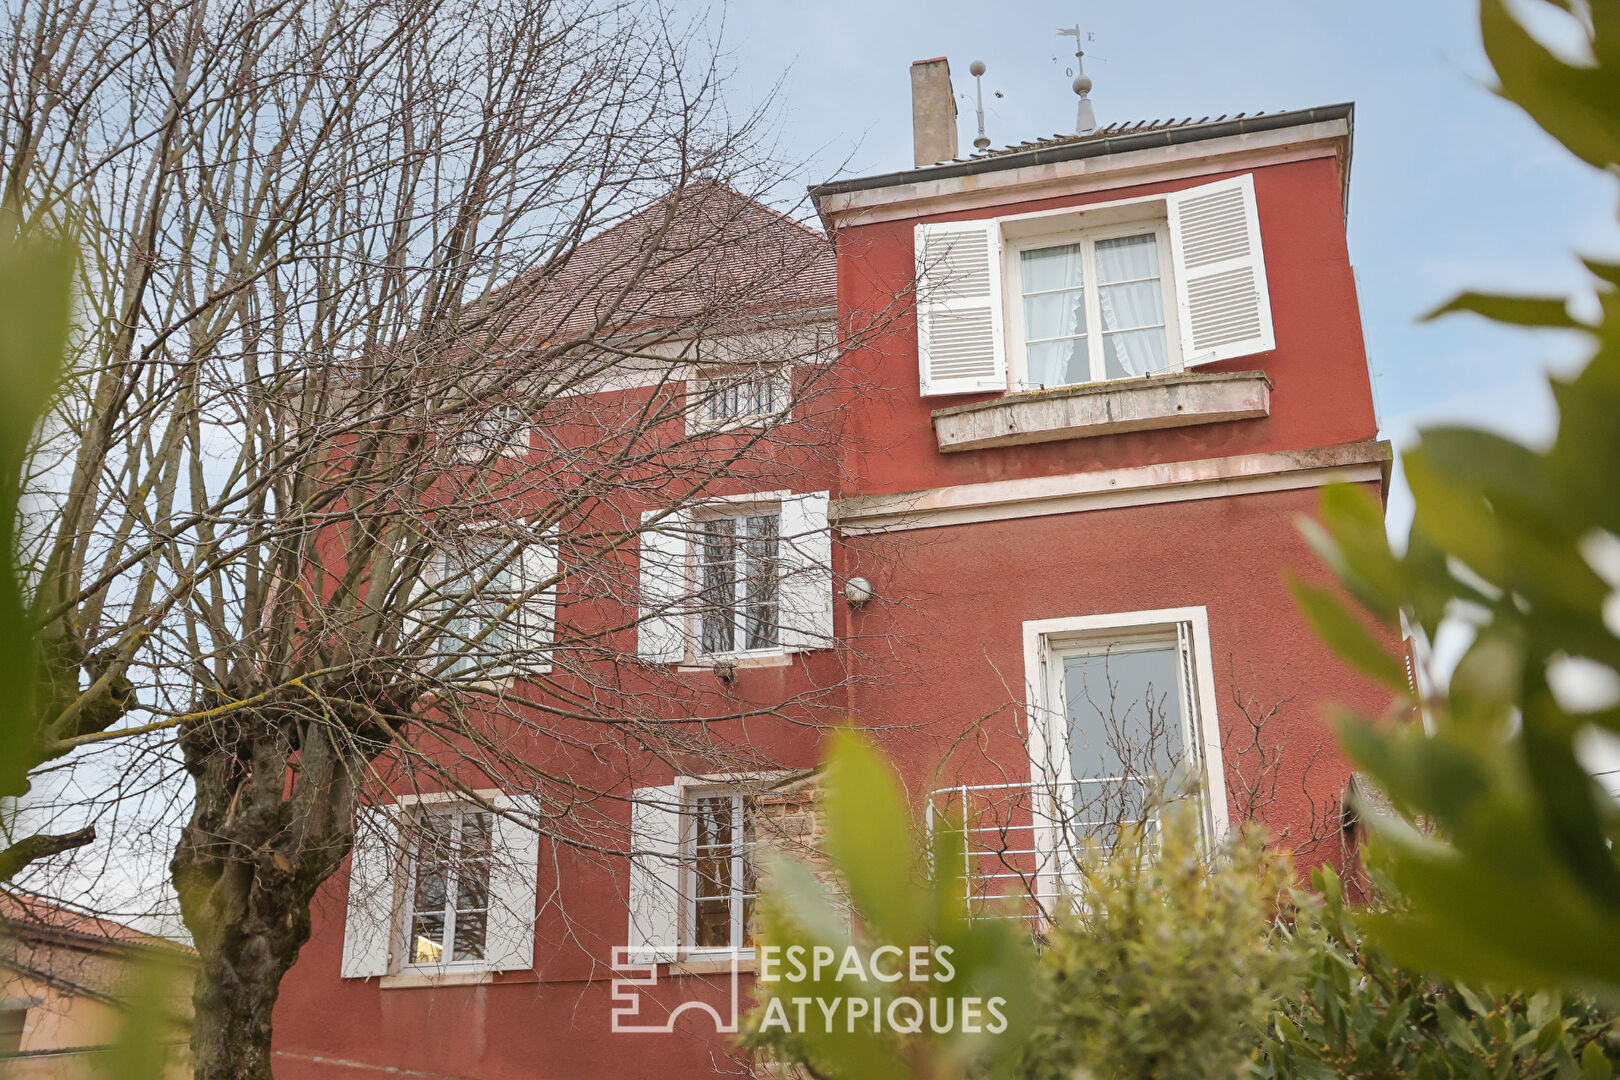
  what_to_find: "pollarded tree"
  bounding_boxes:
[0,1,893,1075]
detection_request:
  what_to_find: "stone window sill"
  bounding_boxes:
[930,371,1271,453]
[380,969,495,989]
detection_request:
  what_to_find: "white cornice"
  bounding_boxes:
[831,439,1390,534]
[815,120,1350,229]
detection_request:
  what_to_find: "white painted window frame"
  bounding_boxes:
[688,366,791,433]
[676,779,756,960]
[690,494,786,661]
[1001,210,1183,392]
[456,403,530,461]
[1021,607,1228,903]
[396,791,503,977]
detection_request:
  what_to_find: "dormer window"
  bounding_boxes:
[914,174,1273,398]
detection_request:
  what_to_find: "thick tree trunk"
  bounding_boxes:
[189,925,300,1080]
[177,833,327,1080]
[173,710,368,1080]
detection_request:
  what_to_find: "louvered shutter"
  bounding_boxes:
[1166,174,1275,365]
[638,509,691,662]
[340,805,401,978]
[914,220,1008,395]
[626,786,682,963]
[514,534,557,674]
[485,795,540,971]
[777,492,833,652]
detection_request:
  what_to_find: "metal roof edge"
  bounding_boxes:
[809,103,1355,200]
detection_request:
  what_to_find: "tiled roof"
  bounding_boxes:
[0,891,193,954]
[485,183,836,348]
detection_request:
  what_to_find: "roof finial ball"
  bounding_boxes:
[970,60,991,151]
[1058,24,1097,136]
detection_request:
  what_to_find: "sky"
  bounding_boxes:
[717,0,1620,529]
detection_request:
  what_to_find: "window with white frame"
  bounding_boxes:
[429,530,556,678]
[403,806,493,968]
[1027,610,1226,865]
[696,368,781,428]
[440,539,517,670]
[338,794,541,980]
[913,173,1274,398]
[458,404,528,459]
[1013,226,1175,389]
[697,511,780,655]
[686,788,756,951]
[636,492,833,665]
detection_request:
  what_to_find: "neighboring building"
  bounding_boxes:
[0,893,194,1079]
[273,59,1391,1079]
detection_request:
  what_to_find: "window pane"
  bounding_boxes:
[451,911,487,961]
[1102,328,1171,380]
[694,899,732,948]
[412,815,453,912]
[743,515,779,649]
[1096,280,1164,333]
[1094,234,1159,284]
[410,912,446,964]
[1021,244,1084,293]
[1026,339,1089,388]
[1063,646,1186,834]
[699,519,737,653]
[1023,290,1087,343]
[693,796,733,857]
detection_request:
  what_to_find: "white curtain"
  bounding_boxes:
[1021,245,1088,386]
[1095,236,1169,379]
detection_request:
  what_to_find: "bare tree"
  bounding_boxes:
[1,0,890,1076]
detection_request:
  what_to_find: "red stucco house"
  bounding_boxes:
[271,62,1390,1079]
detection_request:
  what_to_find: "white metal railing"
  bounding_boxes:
[926,777,1167,921]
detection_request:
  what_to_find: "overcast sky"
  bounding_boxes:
[719,0,1619,529]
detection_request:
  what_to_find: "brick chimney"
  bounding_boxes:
[910,58,959,167]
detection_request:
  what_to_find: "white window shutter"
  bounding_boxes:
[514,535,557,673]
[341,804,401,978]
[627,786,682,963]
[1166,173,1275,366]
[638,509,690,663]
[914,220,1008,396]
[777,492,833,652]
[485,795,541,971]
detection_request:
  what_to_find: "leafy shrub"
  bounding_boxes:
[1264,863,1619,1080]
[1016,807,1303,1080]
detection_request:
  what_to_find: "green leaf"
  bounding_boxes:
[1286,575,1408,691]
[1480,0,1620,172]
[1424,290,1586,330]
[1584,1041,1614,1080]
[820,729,926,944]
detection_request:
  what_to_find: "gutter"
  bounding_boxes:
[809,102,1355,209]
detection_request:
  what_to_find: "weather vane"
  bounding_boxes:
[1057,24,1097,135]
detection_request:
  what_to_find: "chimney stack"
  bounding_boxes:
[910,58,959,167]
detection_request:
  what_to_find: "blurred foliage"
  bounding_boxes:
[0,235,173,1078]
[744,731,1037,1080]
[1265,862,1618,1080]
[0,235,71,803]
[1297,0,1620,999]
[97,958,191,1080]
[1015,810,1303,1080]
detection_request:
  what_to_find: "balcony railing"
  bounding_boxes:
[926,777,1169,921]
